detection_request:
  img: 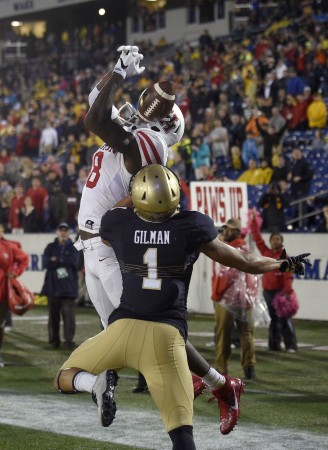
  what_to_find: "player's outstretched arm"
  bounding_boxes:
[200,239,311,275]
[85,70,125,142]
[85,46,145,174]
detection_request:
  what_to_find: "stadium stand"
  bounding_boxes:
[0,1,328,233]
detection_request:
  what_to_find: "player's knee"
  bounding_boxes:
[54,367,82,393]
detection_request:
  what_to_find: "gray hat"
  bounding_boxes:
[222,218,241,230]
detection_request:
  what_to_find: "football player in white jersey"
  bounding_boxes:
[75,46,184,329]
[76,46,245,421]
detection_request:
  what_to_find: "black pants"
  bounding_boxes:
[5,310,12,327]
[48,297,76,346]
[263,290,297,351]
[0,302,9,350]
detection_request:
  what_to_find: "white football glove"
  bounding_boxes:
[113,45,145,79]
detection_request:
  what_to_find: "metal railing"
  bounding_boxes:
[286,189,328,228]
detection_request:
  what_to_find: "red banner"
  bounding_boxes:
[190,181,248,228]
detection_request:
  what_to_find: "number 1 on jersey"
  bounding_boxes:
[143,248,162,290]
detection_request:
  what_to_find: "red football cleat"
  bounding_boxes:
[209,376,245,435]
[192,375,207,399]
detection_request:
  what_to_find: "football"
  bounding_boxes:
[137,81,175,122]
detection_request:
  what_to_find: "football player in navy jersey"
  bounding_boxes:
[54,165,310,449]
[78,44,247,400]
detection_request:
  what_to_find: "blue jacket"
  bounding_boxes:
[192,142,211,168]
[242,138,259,167]
[286,76,306,97]
[41,237,79,298]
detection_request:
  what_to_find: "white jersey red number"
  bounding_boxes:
[78,129,168,233]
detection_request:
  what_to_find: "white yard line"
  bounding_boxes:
[0,393,327,450]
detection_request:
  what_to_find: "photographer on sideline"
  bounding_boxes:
[41,222,79,350]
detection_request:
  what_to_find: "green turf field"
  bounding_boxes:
[0,306,327,449]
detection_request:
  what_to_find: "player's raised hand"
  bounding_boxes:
[113,45,145,79]
[278,249,311,276]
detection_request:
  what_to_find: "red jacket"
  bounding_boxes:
[250,219,293,293]
[9,195,26,229]
[0,239,29,304]
[26,186,48,220]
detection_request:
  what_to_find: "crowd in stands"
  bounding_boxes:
[1,6,328,234]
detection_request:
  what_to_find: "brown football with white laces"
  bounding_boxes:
[137,81,175,122]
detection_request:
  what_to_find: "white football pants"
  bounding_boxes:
[75,236,122,328]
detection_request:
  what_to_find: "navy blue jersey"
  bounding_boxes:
[100,208,218,339]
